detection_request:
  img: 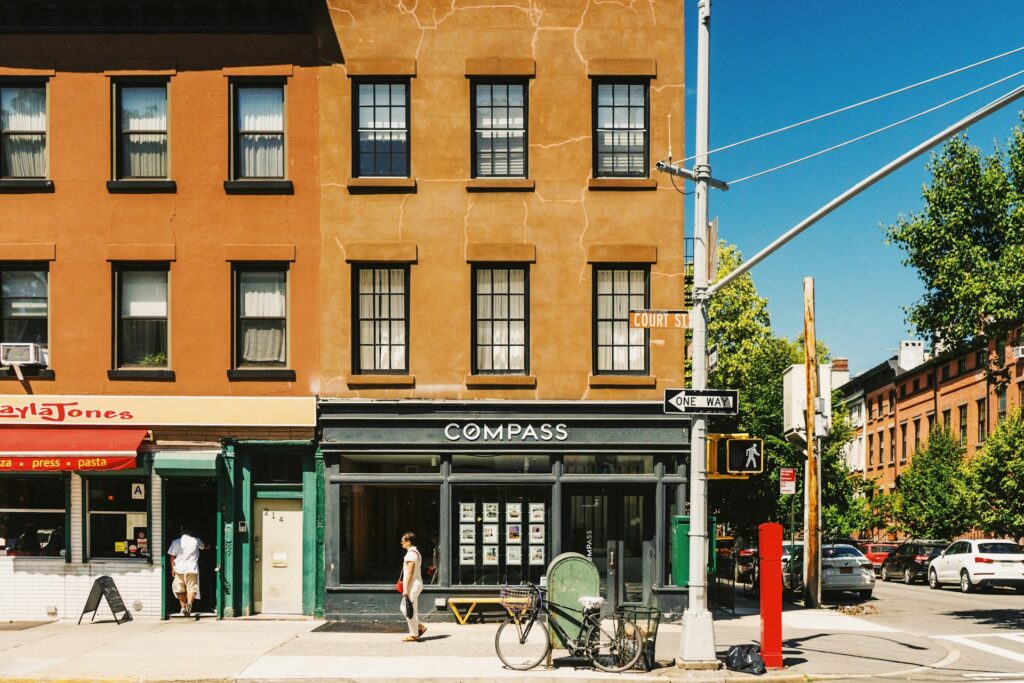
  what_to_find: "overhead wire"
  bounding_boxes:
[725,67,1024,186]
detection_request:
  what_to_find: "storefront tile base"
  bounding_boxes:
[0,557,161,621]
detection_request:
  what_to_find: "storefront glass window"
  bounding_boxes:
[452,485,549,586]
[451,454,549,474]
[338,484,440,583]
[0,476,65,557]
[87,478,149,559]
[563,454,653,474]
[340,454,441,474]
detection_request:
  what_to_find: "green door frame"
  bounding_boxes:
[158,473,222,619]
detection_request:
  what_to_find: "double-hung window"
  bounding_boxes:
[234,267,288,368]
[977,398,987,443]
[1,267,48,360]
[958,405,968,445]
[232,82,285,179]
[593,266,648,374]
[115,267,169,369]
[593,80,648,178]
[114,81,168,179]
[0,83,47,178]
[354,81,409,177]
[472,81,526,178]
[353,266,408,374]
[473,266,528,374]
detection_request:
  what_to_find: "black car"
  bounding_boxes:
[880,540,948,584]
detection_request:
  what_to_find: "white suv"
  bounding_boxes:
[928,539,1024,593]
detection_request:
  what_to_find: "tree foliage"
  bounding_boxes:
[893,428,973,539]
[885,128,1024,381]
[966,410,1024,541]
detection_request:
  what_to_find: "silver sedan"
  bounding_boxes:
[783,544,875,600]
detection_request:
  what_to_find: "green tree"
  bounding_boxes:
[885,128,1024,382]
[966,410,1024,541]
[893,428,972,539]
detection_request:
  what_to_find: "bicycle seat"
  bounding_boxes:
[578,596,605,611]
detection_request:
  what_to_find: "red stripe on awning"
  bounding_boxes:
[0,428,147,471]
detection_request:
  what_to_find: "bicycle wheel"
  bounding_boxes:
[495,615,551,670]
[585,614,643,673]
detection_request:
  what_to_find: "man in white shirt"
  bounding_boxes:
[168,527,208,617]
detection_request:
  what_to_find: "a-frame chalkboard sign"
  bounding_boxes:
[78,575,133,625]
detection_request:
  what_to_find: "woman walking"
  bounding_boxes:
[400,532,426,642]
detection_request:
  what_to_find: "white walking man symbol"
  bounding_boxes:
[744,443,760,469]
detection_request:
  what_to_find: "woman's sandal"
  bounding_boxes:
[402,635,419,642]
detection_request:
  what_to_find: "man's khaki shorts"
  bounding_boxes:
[172,572,199,595]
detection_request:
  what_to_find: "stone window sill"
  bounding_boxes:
[347,178,417,194]
[227,369,296,382]
[107,180,176,194]
[0,179,54,193]
[108,369,176,381]
[347,374,415,388]
[465,374,537,388]
[224,180,293,195]
[588,178,657,191]
[466,178,535,192]
[588,374,657,388]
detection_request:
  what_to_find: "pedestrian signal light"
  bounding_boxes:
[706,433,755,480]
[726,438,764,474]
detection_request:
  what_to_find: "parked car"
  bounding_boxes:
[880,540,947,584]
[928,539,1024,593]
[736,544,758,581]
[861,543,899,576]
[783,544,875,600]
[781,540,804,568]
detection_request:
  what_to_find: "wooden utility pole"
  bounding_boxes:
[803,277,821,608]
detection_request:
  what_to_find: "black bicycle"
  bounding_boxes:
[493,584,643,672]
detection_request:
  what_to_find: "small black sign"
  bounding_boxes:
[78,575,133,625]
[726,438,764,474]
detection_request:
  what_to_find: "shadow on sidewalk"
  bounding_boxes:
[942,608,1024,630]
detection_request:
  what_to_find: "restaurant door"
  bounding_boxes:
[564,485,654,606]
[163,478,219,618]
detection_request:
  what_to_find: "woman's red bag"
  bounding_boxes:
[395,579,403,593]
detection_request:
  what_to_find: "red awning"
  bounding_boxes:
[0,428,148,471]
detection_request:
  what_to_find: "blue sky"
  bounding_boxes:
[684,0,1024,375]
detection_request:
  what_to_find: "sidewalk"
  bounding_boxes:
[0,607,953,682]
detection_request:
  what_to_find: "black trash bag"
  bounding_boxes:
[723,644,767,675]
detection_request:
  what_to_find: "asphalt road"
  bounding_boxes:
[827,577,1024,681]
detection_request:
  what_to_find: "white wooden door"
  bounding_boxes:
[254,499,303,614]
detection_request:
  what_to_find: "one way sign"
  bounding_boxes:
[664,389,739,415]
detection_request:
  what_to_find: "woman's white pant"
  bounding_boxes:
[402,580,423,635]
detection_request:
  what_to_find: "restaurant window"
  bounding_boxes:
[353,265,408,374]
[0,476,65,557]
[232,82,285,180]
[1,267,48,362]
[593,80,648,177]
[87,478,149,559]
[977,399,987,443]
[340,454,441,475]
[115,267,168,369]
[113,81,168,179]
[472,266,528,374]
[452,484,549,586]
[1,82,47,178]
[337,484,439,583]
[958,405,968,445]
[234,267,287,368]
[472,81,527,178]
[354,80,409,177]
[593,266,648,374]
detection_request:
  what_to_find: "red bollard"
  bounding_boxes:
[758,522,784,669]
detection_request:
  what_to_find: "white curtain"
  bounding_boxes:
[239,272,286,364]
[1,87,46,178]
[121,87,167,178]
[121,271,167,317]
[237,87,283,178]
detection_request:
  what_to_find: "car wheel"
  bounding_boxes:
[928,569,941,590]
[903,568,914,585]
[960,570,974,594]
[881,566,889,582]
[857,590,872,600]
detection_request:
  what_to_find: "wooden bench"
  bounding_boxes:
[447,597,530,625]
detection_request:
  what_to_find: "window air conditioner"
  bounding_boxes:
[0,343,45,366]
[1013,346,1024,361]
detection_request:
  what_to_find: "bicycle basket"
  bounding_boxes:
[499,585,537,615]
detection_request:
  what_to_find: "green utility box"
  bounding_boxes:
[671,515,717,587]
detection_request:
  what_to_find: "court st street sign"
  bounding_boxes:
[663,389,738,416]
[629,309,690,329]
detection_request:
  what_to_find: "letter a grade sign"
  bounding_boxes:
[663,388,738,416]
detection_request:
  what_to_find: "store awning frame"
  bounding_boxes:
[0,427,148,471]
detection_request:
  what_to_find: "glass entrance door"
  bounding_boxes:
[564,485,654,604]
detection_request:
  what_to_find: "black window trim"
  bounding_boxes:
[351,263,411,375]
[470,263,530,375]
[229,77,287,182]
[231,262,290,372]
[591,77,650,179]
[351,77,411,179]
[591,263,650,376]
[470,78,529,179]
[111,77,170,182]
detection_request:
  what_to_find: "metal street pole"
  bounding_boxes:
[679,0,719,667]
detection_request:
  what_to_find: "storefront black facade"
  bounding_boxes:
[320,400,691,620]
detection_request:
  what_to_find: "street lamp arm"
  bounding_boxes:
[655,161,730,191]
[705,82,1024,299]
